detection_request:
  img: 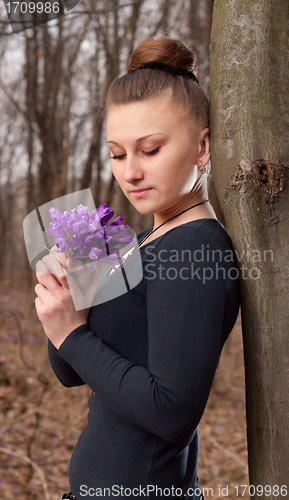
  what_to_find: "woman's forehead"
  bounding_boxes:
[106,93,187,142]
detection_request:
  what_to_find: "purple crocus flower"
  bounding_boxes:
[97,203,114,226]
[49,207,63,222]
[45,203,136,272]
[88,247,102,260]
[46,221,66,238]
[55,237,69,253]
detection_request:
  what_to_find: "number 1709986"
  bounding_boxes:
[5,1,60,14]
[234,484,287,496]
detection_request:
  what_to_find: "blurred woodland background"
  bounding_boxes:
[0,0,219,280]
[0,1,247,499]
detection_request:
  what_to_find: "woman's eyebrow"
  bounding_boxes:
[107,133,165,146]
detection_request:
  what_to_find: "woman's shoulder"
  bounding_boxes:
[141,218,241,306]
[186,218,234,251]
[137,226,153,243]
[140,218,234,254]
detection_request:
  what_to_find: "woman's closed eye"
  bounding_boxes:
[111,153,126,160]
[110,147,160,160]
[142,146,161,156]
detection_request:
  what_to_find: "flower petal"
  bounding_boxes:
[48,207,63,222]
[109,215,124,226]
[55,237,69,253]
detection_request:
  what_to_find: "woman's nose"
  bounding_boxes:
[122,156,144,183]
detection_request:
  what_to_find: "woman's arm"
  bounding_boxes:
[48,339,86,387]
[35,253,99,386]
[56,228,240,444]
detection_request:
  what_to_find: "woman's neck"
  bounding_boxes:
[138,202,217,248]
[152,195,215,230]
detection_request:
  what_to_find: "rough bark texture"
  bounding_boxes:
[210,0,289,496]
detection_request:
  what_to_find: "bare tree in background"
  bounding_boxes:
[189,0,213,89]
[24,15,91,205]
[0,0,215,273]
[189,0,225,225]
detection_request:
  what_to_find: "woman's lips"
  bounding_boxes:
[130,188,153,198]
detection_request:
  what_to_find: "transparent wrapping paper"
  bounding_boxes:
[23,189,143,310]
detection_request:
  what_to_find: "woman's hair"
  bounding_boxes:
[105,37,209,130]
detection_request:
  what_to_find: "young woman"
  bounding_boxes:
[35,37,241,500]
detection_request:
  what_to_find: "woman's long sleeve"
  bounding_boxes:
[48,339,85,387]
[56,226,240,445]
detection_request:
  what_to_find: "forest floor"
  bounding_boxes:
[0,277,250,500]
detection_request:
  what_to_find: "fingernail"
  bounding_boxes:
[36,261,47,273]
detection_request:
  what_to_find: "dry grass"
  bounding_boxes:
[198,312,250,499]
[0,278,248,500]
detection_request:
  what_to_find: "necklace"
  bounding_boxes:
[138,199,210,247]
[107,200,211,277]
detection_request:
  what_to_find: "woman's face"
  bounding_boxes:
[106,89,209,217]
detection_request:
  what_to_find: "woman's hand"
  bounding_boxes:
[35,250,100,350]
[42,245,93,292]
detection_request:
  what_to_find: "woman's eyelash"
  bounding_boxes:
[110,147,160,160]
[143,147,160,156]
[111,153,126,160]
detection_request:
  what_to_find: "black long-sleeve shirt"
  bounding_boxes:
[48,218,241,499]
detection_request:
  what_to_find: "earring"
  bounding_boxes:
[199,161,206,174]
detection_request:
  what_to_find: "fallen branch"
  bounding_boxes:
[0,446,51,500]
[206,435,248,470]
[0,407,45,435]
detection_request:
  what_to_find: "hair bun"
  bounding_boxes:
[128,37,196,73]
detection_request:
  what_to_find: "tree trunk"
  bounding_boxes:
[189,0,214,91]
[24,30,37,214]
[210,0,289,496]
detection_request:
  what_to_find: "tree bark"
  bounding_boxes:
[210,0,289,496]
[24,30,38,213]
[189,0,214,90]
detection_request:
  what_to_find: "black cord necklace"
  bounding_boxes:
[138,199,210,247]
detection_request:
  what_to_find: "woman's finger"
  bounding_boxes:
[42,254,70,290]
[34,283,51,305]
[50,246,67,266]
[36,260,50,287]
[35,269,64,294]
[35,293,43,307]
[65,266,99,311]
[66,258,93,293]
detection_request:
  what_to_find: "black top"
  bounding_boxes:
[48,218,241,500]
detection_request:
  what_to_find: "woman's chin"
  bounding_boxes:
[135,207,155,216]
[128,199,155,216]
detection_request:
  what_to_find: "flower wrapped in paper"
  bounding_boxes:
[46,203,136,272]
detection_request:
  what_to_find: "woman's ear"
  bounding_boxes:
[197,128,210,169]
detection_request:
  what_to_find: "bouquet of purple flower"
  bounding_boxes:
[45,203,136,271]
